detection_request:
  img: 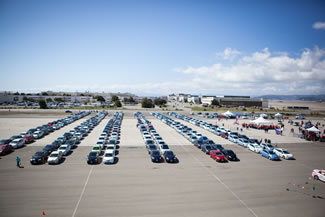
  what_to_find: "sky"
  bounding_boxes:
[1,0,325,96]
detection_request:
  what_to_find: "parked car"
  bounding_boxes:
[23,134,34,144]
[103,150,115,164]
[274,148,294,160]
[261,143,275,150]
[30,151,47,164]
[58,144,71,156]
[221,149,239,161]
[147,144,157,154]
[312,169,325,182]
[150,150,163,162]
[248,144,263,153]
[9,138,24,149]
[87,151,101,164]
[260,149,280,160]
[0,144,13,155]
[43,144,56,155]
[159,144,170,154]
[47,151,63,165]
[91,145,102,154]
[201,144,213,154]
[210,150,227,162]
[163,150,178,163]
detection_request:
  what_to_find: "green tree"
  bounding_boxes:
[46,98,53,102]
[38,99,48,109]
[95,95,105,102]
[112,95,119,102]
[154,98,167,106]
[41,92,48,96]
[114,100,122,107]
[141,98,154,108]
[211,98,219,106]
[54,97,63,102]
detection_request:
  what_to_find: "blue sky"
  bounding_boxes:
[1,0,325,96]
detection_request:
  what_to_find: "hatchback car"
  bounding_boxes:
[103,150,115,164]
[0,144,13,155]
[30,151,47,164]
[163,150,178,163]
[47,151,63,165]
[210,150,227,162]
[87,151,101,164]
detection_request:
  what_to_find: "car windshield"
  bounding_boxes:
[162,145,169,149]
[59,146,66,150]
[93,147,100,150]
[34,152,43,157]
[0,146,5,150]
[283,150,290,154]
[165,151,174,156]
[216,152,223,156]
[97,141,104,144]
[104,153,113,157]
[89,152,97,157]
[152,151,160,156]
[106,146,114,149]
[269,151,275,154]
[50,153,58,157]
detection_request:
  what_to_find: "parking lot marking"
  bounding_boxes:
[72,166,93,217]
[178,144,259,217]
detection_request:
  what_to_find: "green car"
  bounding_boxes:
[92,145,102,153]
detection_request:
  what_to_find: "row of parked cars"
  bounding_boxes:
[169,112,295,161]
[134,112,178,163]
[0,111,90,156]
[87,112,123,164]
[30,112,107,165]
[152,112,238,162]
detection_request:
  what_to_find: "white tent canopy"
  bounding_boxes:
[306,126,320,132]
[222,111,234,117]
[274,113,282,118]
[250,117,274,125]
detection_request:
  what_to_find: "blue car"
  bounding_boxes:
[260,149,280,160]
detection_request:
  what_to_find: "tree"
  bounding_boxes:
[123,96,136,104]
[184,98,188,103]
[54,97,63,102]
[38,100,48,109]
[112,95,119,102]
[141,98,154,108]
[154,98,167,106]
[46,98,53,102]
[211,99,219,106]
[95,95,105,102]
[13,92,19,95]
[114,100,122,107]
[41,92,48,96]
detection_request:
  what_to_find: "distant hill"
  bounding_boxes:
[256,95,325,101]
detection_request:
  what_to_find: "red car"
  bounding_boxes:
[0,144,13,155]
[24,134,34,144]
[210,150,227,162]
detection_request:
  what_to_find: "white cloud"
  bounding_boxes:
[216,48,241,60]
[313,22,325,30]
[174,47,325,95]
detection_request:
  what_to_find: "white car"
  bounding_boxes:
[96,140,105,149]
[228,135,239,143]
[274,148,294,160]
[238,138,249,148]
[33,130,44,139]
[103,150,115,164]
[159,144,170,154]
[9,138,24,149]
[48,151,63,164]
[105,144,116,152]
[312,169,325,182]
[58,144,71,156]
[248,144,263,153]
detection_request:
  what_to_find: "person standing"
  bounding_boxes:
[16,156,21,168]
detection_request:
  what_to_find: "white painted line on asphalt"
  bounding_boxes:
[71,166,93,217]
[180,145,259,217]
[172,131,259,217]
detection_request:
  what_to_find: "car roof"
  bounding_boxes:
[104,150,114,154]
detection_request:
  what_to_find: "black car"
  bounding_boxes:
[163,150,178,163]
[211,144,224,151]
[201,144,213,154]
[150,150,162,162]
[194,140,204,148]
[0,139,11,145]
[221,149,239,161]
[147,144,157,154]
[42,144,56,155]
[87,151,100,164]
[63,132,72,140]
[51,140,61,149]
[30,151,47,164]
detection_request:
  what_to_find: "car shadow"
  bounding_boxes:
[65,150,73,156]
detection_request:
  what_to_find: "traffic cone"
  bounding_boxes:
[42,210,46,215]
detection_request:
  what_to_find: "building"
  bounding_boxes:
[219,96,268,108]
[188,95,200,104]
[201,96,216,106]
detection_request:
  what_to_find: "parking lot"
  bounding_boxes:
[0,110,325,217]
